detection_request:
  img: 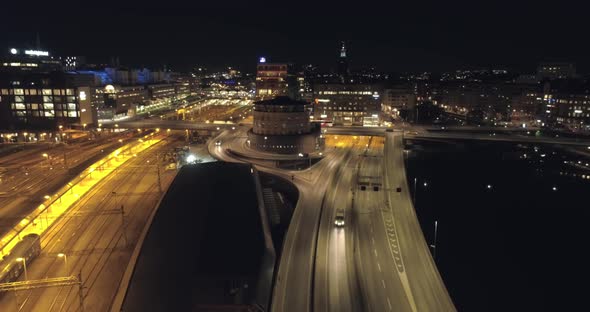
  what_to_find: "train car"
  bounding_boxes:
[0,234,41,286]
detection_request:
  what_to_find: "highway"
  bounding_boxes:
[0,133,182,312]
[209,131,346,312]
[375,132,454,310]
[313,139,365,312]
[209,131,456,311]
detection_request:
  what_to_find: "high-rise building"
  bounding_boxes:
[255,57,288,100]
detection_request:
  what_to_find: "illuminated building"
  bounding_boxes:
[147,84,176,103]
[62,56,86,71]
[94,85,147,120]
[0,72,96,131]
[539,80,590,131]
[312,83,382,126]
[256,58,289,100]
[0,48,62,73]
[249,96,319,154]
[382,88,416,120]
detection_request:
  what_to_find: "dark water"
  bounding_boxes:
[405,140,590,311]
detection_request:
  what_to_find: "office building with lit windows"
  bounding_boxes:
[0,72,96,131]
[312,83,382,126]
[539,80,590,132]
[1,48,62,73]
[94,84,147,120]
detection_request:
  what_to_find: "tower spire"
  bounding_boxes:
[340,41,346,58]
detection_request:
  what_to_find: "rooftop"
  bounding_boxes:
[121,162,265,311]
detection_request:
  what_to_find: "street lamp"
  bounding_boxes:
[430,220,438,260]
[413,177,417,204]
[57,253,68,272]
[16,257,27,280]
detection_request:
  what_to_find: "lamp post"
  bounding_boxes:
[58,253,68,272]
[430,220,438,260]
[16,257,27,280]
[42,153,52,166]
[413,177,417,204]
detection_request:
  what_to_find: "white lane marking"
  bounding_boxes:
[381,134,419,312]
[374,249,378,256]
[387,297,393,310]
[377,262,382,272]
[382,279,386,289]
[371,236,375,245]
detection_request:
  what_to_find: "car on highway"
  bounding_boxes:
[215,140,222,146]
[334,209,345,227]
[396,187,402,192]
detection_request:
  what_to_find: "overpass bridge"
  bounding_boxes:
[104,119,590,147]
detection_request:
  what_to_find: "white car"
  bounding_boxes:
[215,140,222,146]
[334,209,345,227]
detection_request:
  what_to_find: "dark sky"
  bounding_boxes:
[1,1,588,74]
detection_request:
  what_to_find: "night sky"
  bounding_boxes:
[1,1,588,74]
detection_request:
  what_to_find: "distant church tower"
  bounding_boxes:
[337,41,349,81]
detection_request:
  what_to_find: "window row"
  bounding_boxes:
[11,103,78,110]
[12,110,78,117]
[0,89,75,96]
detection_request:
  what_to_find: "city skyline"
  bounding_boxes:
[0,3,589,311]
[1,2,589,73]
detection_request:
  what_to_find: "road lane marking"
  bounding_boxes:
[371,236,375,245]
[374,249,378,256]
[377,262,382,272]
[387,297,392,310]
[382,279,386,288]
[381,133,419,312]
